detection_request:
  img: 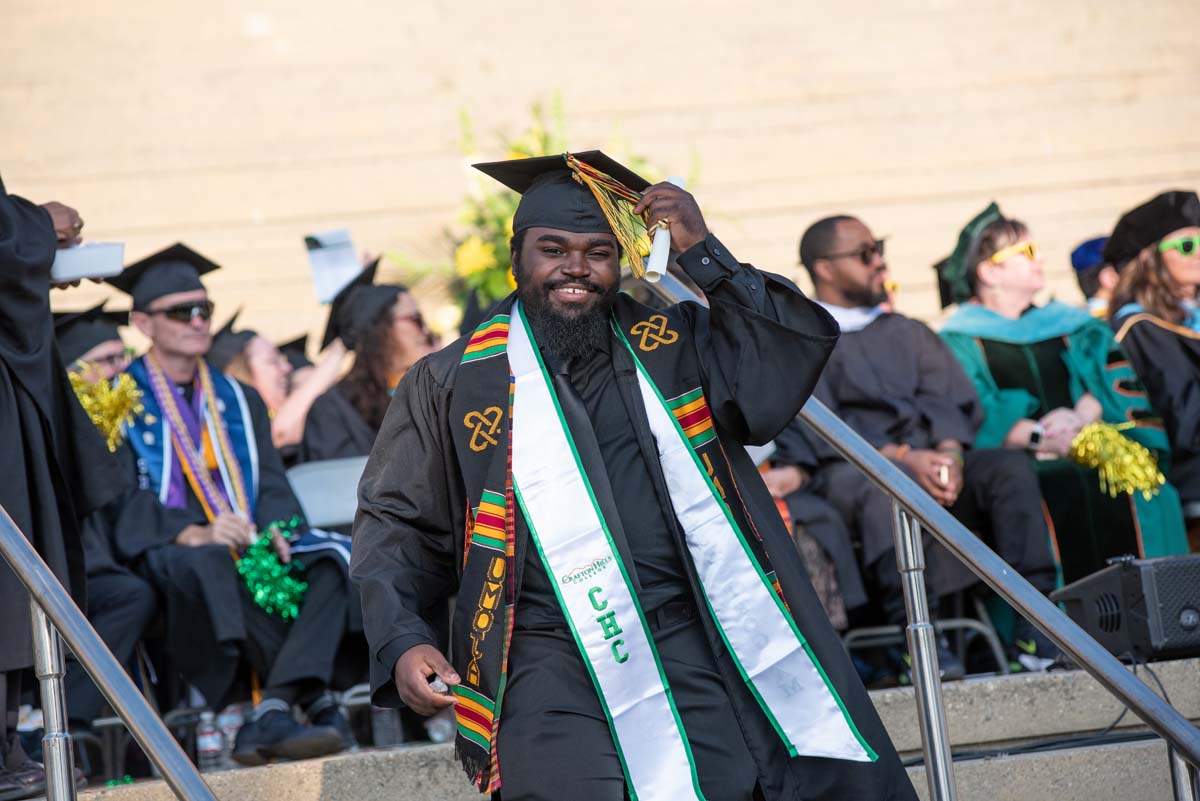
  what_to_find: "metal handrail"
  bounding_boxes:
[800,397,1200,790]
[0,505,217,801]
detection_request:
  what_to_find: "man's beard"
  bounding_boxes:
[845,282,889,308]
[517,273,618,363]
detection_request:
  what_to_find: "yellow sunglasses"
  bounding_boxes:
[989,241,1039,264]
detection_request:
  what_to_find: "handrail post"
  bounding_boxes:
[1172,748,1199,801]
[892,502,957,801]
[31,600,77,801]
[0,506,217,801]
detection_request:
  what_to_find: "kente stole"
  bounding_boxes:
[448,297,874,798]
[125,355,258,521]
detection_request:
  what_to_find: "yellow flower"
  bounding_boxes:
[455,236,498,278]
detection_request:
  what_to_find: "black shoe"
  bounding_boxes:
[0,766,44,801]
[310,705,358,750]
[1010,618,1058,672]
[232,710,344,767]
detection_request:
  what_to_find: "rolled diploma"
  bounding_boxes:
[642,176,687,283]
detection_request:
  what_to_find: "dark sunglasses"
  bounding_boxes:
[820,238,887,265]
[150,300,215,324]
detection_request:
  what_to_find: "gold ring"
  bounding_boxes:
[656,218,671,229]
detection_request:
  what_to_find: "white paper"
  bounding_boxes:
[50,242,125,282]
[304,228,360,304]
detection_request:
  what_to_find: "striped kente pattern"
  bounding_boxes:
[461,316,509,364]
[453,684,496,751]
[470,490,507,552]
[667,387,717,448]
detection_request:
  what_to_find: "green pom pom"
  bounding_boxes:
[238,518,308,619]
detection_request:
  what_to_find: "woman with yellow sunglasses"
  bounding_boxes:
[935,202,1187,588]
[1108,190,1200,529]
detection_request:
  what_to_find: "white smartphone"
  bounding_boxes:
[50,242,125,282]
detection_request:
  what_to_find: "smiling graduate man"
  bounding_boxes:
[352,151,916,801]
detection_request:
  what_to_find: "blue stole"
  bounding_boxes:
[123,356,260,518]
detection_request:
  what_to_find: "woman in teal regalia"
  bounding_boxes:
[936,203,1187,585]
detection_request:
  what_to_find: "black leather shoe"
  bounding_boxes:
[232,710,344,766]
[310,705,357,751]
[0,765,45,801]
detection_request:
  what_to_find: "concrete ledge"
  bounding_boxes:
[84,737,1181,801]
[910,739,1173,801]
[874,657,1200,753]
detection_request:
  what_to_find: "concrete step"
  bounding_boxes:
[80,659,1200,801]
[82,737,1184,801]
[876,657,1200,754]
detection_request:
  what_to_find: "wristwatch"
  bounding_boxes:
[1028,423,1045,450]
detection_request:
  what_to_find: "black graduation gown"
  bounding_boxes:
[1112,313,1200,504]
[298,383,378,463]
[353,235,916,800]
[111,380,361,704]
[805,313,1058,614]
[0,178,127,672]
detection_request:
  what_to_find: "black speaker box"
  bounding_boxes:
[1050,554,1200,660]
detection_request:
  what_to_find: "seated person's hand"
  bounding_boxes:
[394,644,459,716]
[269,527,292,564]
[761,465,809,499]
[1039,407,1084,458]
[901,449,961,507]
[175,513,256,549]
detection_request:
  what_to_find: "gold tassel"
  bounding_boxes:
[1069,421,1164,500]
[565,154,653,279]
[69,368,144,452]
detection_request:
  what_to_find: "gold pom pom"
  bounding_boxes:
[69,368,145,452]
[1069,422,1164,500]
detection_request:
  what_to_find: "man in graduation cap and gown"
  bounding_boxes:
[352,152,915,801]
[797,215,1059,673]
[51,306,161,739]
[105,244,358,764]
[0,180,126,799]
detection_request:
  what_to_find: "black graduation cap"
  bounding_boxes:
[108,243,220,311]
[278,334,312,370]
[53,302,128,364]
[472,151,650,242]
[208,309,257,372]
[320,258,404,350]
[1103,190,1200,269]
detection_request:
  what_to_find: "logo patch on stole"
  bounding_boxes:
[463,406,503,452]
[629,314,679,352]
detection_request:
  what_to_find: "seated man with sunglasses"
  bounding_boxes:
[103,245,356,765]
[797,215,1060,677]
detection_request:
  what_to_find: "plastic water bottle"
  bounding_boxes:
[369,705,404,747]
[424,708,455,744]
[196,711,224,773]
[216,705,245,769]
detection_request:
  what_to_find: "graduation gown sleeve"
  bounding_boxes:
[911,320,982,446]
[351,356,463,704]
[298,385,378,463]
[674,234,840,445]
[1113,314,1200,500]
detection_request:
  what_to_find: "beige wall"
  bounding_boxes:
[4,0,1199,347]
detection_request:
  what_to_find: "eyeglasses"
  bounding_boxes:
[989,241,1039,264]
[89,352,131,371]
[1159,235,1200,257]
[150,300,215,324]
[819,238,887,265]
[393,311,427,330]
